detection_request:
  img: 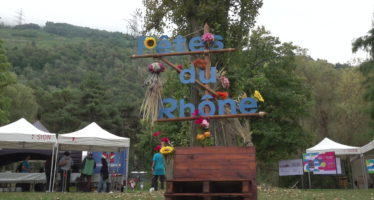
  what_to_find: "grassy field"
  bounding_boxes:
[0,188,373,200]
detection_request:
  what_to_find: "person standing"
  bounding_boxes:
[81,152,96,192]
[97,157,109,193]
[151,146,166,191]
[19,155,31,191]
[58,151,74,192]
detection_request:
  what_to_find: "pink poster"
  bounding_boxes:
[303,152,337,174]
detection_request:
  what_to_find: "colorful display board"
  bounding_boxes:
[92,151,127,174]
[366,159,374,174]
[303,152,337,174]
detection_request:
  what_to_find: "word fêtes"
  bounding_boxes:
[137,35,224,55]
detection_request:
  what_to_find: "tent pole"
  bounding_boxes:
[48,143,56,192]
[308,171,311,189]
[52,144,59,192]
[125,147,129,193]
[360,154,368,189]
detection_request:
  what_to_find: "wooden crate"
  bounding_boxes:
[165,146,257,200]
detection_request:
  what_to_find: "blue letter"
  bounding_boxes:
[159,98,177,119]
[211,35,224,50]
[239,97,257,114]
[198,95,216,116]
[173,35,187,52]
[199,66,217,84]
[156,35,172,54]
[218,99,237,115]
[179,64,195,84]
[179,99,195,117]
[189,36,204,51]
[137,36,146,55]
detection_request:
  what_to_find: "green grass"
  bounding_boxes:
[0,188,373,200]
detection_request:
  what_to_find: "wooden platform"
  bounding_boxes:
[165,146,257,200]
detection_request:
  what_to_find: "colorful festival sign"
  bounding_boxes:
[279,159,303,176]
[303,152,337,173]
[366,159,374,174]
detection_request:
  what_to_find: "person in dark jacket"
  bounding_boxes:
[97,157,109,192]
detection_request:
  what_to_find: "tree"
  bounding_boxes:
[144,0,263,146]
[352,27,374,137]
[0,40,16,124]
[4,83,38,122]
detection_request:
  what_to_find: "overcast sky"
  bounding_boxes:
[0,0,373,64]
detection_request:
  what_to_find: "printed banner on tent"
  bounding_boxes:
[303,152,336,173]
[279,159,303,176]
[314,157,341,174]
[92,151,127,174]
[366,159,374,174]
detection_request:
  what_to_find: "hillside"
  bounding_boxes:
[0,22,149,139]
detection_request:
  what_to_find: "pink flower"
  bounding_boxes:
[152,131,161,137]
[154,145,161,151]
[195,117,204,125]
[161,137,170,143]
[202,33,215,43]
[220,76,230,89]
[192,109,199,116]
[201,119,209,129]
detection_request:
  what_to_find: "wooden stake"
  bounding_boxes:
[130,48,236,59]
[155,112,267,122]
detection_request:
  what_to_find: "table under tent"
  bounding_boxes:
[0,118,57,191]
[53,122,130,192]
[306,137,361,189]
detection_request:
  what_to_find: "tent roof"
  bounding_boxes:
[58,122,130,152]
[360,140,374,154]
[0,118,56,150]
[33,121,50,133]
[306,137,360,155]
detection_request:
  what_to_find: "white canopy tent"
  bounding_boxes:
[56,122,130,192]
[306,137,368,189]
[306,137,360,155]
[0,118,56,150]
[0,118,57,191]
[57,122,130,152]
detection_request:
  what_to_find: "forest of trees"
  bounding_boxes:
[0,0,373,186]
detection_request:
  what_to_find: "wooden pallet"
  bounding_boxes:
[165,146,257,200]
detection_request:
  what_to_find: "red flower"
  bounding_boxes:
[152,131,161,137]
[192,109,199,116]
[192,59,207,69]
[177,64,183,70]
[154,145,161,151]
[161,137,170,143]
[195,117,204,125]
[216,91,229,99]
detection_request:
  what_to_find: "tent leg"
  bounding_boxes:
[52,144,59,192]
[360,154,368,189]
[125,147,130,193]
[49,144,56,192]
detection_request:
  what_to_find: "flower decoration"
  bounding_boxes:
[254,90,265,102]
[193,110,212,146]
[154,145,161,152]
[160,146,174,155]
[202,33,215,43]
[148,62,165,74]
[219,76,230,89]
[144,37,157,49]
[152,131,161,137]
[201,119,209,129]
[216,91,229,99]
[192,59,208,69]
[177,64,183,71]
[140,62,166,123]
[161,137,170,143]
